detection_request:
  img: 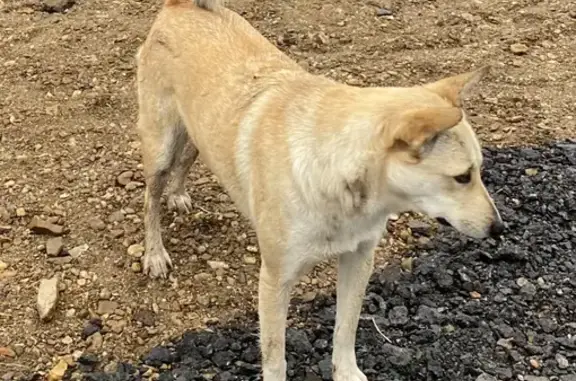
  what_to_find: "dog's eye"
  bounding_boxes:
[454,171,472,184]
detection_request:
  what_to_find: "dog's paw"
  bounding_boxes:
[333,365,368,381]
[167,192,193,214]
[143,247,173,279]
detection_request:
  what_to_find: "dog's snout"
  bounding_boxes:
[489,220,505,238]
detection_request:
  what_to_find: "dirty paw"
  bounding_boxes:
[143,247,173,279]
[167,192,192,214]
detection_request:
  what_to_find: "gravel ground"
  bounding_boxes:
[23,141,574,381]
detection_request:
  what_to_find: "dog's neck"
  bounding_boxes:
[286,86,396,219]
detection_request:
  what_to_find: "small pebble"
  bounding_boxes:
[556,353,569,369]
[117,171,134,186]
[510,43,529,55]
[376,7,393,16]
[243,255,257,265]
[89,218,106,231]
[131,262,142,273]
[208,260,228,269]
[99,288,111,300]
[127,244,145,258]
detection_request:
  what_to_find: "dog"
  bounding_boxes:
[135,0,505,379]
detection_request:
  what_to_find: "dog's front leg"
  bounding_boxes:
[258,258,298,381]
[332,239,376,381]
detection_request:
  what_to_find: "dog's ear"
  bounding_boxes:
[424,66,490,107]
[388,107,463,154]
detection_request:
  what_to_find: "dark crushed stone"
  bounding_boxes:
[81,318,103,340]
[388,305,409,326]
[25,142,576,380]
[78,353,99,366]
[144,347,175,367]
[41,0,75,13]
[317,358,332,380]
[286,328,313,354]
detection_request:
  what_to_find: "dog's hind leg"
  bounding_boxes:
[138,95,188,279]
[166,140,198,214]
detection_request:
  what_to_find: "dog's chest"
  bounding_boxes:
[289,209,388,260]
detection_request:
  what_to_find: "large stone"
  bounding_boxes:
[29,216,64,235]
[41,0,75,13]
[46,237,64,257]
[37,277,59,321]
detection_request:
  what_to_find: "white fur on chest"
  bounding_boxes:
[279,96,392,278]
[284,205,389,278]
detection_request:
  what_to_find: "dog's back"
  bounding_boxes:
[137,0,285,88]
[135,0,308,216]
[137,0,299,89]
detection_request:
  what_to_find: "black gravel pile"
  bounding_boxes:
[53,142,576,381]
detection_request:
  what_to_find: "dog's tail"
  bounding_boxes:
[164,0,222,11]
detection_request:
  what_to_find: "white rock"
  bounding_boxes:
[208,260,228,269]
[37,277,59,321]
[69,244,89,258]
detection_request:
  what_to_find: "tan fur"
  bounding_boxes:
[387,106,463,150]
[424,66,490,107]
[135,2,503,381]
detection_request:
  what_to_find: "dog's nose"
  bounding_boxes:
[489,220,505,238]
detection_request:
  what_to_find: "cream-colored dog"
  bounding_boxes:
[135,0,504,379]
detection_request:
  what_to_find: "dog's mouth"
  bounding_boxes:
[436,217,452,227]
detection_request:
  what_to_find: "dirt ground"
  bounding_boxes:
[0,0,575,376]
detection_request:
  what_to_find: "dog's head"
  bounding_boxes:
[378,67,503,239]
